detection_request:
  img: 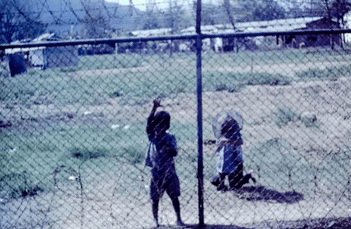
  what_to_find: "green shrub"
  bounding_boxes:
[0,172,44,199]
[274,106,301,127]
[296,65,351,82]
[122,146,144,165]
[69,147,108,161]
[245,73,292,86]
[274,106,319,128]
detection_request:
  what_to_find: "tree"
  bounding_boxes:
[80,0,110,39]
[0,0,47,44]
[221,0,241,52]
[221,0,286,52]
[322,0,333,19]
[310,0,351,21]
[222,0,286,24]
[201,3,222,25]
[142,0,161,30]
[329,0,351,24]
[251,0,286,21]
[282,0,306,18]
[223,0,236,29]
[165,0,184,34]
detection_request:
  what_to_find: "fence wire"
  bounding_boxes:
[1,31,351,229]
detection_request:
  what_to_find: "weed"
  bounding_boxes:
[114,54,143,68]
[227,84,245,93]
[300,113,319,128]
[214,82,228,91]
[69,147,108,161]
[245,73,292,86]
[0,172,44,199]
[60,67,80,73]
[122,146,144,165]
[274,106,319,128]
[27,69,38,76]
[296,65,351,82]
[274,105,301,127]
[109,91,123,98]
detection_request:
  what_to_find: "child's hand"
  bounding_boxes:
[153,98,163,108]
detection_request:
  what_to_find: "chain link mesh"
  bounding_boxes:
[1,33,351,228]
[201,41,351,228]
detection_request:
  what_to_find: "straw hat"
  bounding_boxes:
[212,110,243,139]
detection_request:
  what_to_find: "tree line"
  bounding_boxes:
[1,0,351,44]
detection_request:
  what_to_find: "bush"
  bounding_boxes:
[122,147,144,165]
[0,172,43,199]
[69,147,108,161]
[274,105,300,127]
[245,73,292,86]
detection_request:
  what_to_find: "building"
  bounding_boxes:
[281,17,341,48]
[5,33,79,71]
[30,33,79,69]
[343,11,351,44]
[180,17,341,51]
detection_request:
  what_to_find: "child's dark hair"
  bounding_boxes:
[221,118,239,137]
[154,111,171,131]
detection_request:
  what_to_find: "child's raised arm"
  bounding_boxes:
[146,99,163,139]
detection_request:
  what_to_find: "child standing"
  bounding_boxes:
[145,99,185,228]
[210,114,256,191]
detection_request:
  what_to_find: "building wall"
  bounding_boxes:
[44,46,79,69]
[343,12,351,44]
[281,18,341,48]
[29,50,44,68]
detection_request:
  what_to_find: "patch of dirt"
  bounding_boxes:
[2,73,351,229]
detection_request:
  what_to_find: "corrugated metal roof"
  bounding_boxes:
[181,17,324,35]
[130,28,172,37]
[5,33,58,54]
[5,46,45,54]
[32,33,56,42]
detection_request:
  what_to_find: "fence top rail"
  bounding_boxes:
[202,28,351,39]
[1,29,351,50]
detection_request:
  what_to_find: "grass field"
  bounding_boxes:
[1,47,351,228]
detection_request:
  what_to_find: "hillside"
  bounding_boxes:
[39,0,139,34]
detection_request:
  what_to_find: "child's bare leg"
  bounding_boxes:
[171,197,185,226]
[152,199,159,227]
[218,173,228,191]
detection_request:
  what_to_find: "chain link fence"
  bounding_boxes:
[1,30,351,229]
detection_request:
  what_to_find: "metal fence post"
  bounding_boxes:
[196,0,204,227]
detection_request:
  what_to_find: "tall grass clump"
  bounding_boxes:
[122,146,145,165]
[274,105,301,127]
[203,72,291,93]
[296,65,351,82]
[115,54,144,68]
[244,72,292,86]
[0,172,44,199]
[69,147,109,161]
[274,105,319,128]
